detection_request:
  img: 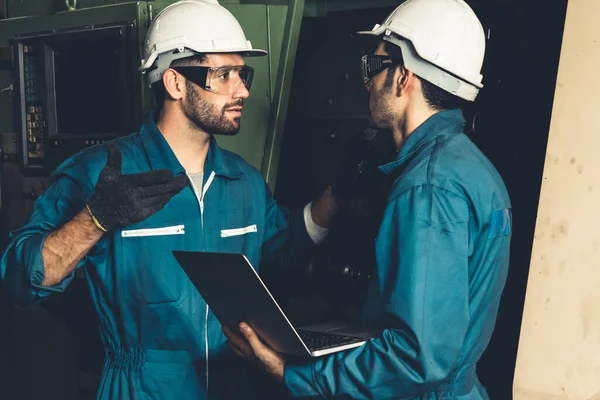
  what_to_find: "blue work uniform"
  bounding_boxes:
[0,111,314,399]
[285,109,512,399]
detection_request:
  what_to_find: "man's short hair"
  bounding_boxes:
[151,54,208,107]
[383,41,466,111]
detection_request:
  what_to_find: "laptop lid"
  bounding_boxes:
[172,251,311,357]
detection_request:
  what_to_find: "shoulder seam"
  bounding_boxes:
[388,182,467,205]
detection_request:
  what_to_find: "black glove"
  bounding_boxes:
[326,149,360,201]
[86,143,189,232]
[328,169,356,201]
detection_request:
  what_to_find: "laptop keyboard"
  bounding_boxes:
[298,330,365,351]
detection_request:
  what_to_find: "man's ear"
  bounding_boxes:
[396,67,412,97]
[163,68,184,101]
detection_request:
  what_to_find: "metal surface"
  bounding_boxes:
[0,5,147,138]
[303,0,400,17]
[260,0,305,191]
[267,5,287,100]
[6,0,167,16]
[0,4,147,67]
[6,0,55,18]
[1,131,18,155]
[210,3,287,174]
[0,3,149,175]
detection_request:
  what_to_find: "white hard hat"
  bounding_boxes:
[357,0,485,101]
[139,0,267,86]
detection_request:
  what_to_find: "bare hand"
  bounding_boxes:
[223,323,286,382]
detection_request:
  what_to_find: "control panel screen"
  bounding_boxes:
[21,44,46,162]
[16,24,137,172]
[53,34,121,136]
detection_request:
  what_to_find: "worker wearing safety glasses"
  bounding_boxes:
[227,1,512,399]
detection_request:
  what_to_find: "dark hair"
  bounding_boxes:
[383,41,466,111]
[151,53,208,107]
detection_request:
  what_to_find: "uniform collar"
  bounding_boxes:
[378,109,466,175]
[139,109,243,179]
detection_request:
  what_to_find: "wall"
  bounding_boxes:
[514,0,600,398]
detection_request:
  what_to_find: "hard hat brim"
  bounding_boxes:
[139,48,267,72]
[356,25,387,37]
[240,49,268,57]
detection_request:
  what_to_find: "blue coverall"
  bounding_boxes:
[285,109,512,399]
[0,111,314,399]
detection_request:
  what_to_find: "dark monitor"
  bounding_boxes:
[52,33,121,136]
[14,24,141,172]
[44,25,137,138]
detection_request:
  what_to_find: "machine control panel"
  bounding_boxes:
[22,44,46,163]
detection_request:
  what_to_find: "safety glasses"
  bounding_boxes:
[361,55,402,85]
[172,65,254,95]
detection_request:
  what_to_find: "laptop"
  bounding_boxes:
[173,250,373,358]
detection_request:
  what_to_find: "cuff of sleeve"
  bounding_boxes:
[284,362,323,398]
[26,233,75,294]
[303,202,329,245]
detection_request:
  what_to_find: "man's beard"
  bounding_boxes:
[183,82,243,136]
[368,82,396,130]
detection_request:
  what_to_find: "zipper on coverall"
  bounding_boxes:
[188,171,216,393]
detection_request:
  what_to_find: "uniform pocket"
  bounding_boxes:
[122,225,185,237]
[220,224,257,238]
[206,208,260,264]
[140,368,201,399]
[119,221,189,308]
[140,350,203,400]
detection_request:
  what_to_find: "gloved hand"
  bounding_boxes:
[328,169,356,201]
[86,143,189,232]
[327,151,359,202]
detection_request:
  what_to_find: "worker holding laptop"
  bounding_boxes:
[225,0,512,399]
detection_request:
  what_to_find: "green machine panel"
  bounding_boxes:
[0,0,304,190]
[215,3,285,173]
[0,3,150,174]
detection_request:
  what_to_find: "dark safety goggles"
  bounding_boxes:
[172,65,254,95]
[361,54,402,85]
